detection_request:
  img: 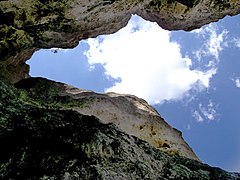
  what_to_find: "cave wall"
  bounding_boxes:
[1,77,240,179]
[1,1,240,178]
[0,0,240,83]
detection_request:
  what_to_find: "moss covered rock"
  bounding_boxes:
[1,0,240,178]
[0,0,240,83]
[14,77,199,161]
[0,80,239,179]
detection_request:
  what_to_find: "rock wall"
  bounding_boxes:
[1,78,240,179]
[0,0,240,83]
[1,0,240,178]
[15,77,199,161]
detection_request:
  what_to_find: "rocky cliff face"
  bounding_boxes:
[0,0,240,83]
[1,78,240,179]
[14,77,199,161]
[1,0,240,179]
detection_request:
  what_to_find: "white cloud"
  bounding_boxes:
[235,79,240,88]
[200,101,218,121]
[192,110,204,122]
[208,29,228,60]
[84,15,217,104]
[192,24,228,61]
[234,38,240,48]
[193,100,219,122]
[231,77,240,88]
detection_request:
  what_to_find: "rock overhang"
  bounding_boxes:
[1,1,240,177]
[0,0,240,83]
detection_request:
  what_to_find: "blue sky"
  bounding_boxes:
[28,14,240,172]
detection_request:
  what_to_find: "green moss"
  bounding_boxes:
[1,79,239,179]
[166,149,180,156]
[213,0,231,11]
[0,25,34,61]
[0,0,78,63]
[147,0,163,12]
[15,78,86,110]
[146,0,200,12]
[176,0,200,7]
[19,90,42,107]
[147,0,181,13]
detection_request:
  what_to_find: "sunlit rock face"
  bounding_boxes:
[1,0,240,178]
[0,0,240,83]
[0,77,238,179]
[15,77,199,161]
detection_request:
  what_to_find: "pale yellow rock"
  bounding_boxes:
[62,84,199,161]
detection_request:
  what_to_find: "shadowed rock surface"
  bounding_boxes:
[0,0,240,82]
[1,0,240,179]
[14,77,199,161]
[1,79,240,179]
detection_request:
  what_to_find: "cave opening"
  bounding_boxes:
[27,14,240,172]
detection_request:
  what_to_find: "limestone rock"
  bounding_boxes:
[1,79,240,179]
[15,77,199,161]
[0,0,240,83]
[1,0,240,178]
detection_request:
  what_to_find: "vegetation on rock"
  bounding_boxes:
[1,0,240,178]
[0,80,240,179]
[0,0,240,83]
[14,77,199,161]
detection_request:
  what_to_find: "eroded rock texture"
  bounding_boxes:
[1,0,240,179]
[1,79,240,179]
[0,0,240,83]
[14,77,199,161]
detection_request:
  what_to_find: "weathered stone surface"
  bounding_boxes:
[1,1,240,178]
[0,0,240,82]
[1,79,240,179]
[15,77,199,161]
